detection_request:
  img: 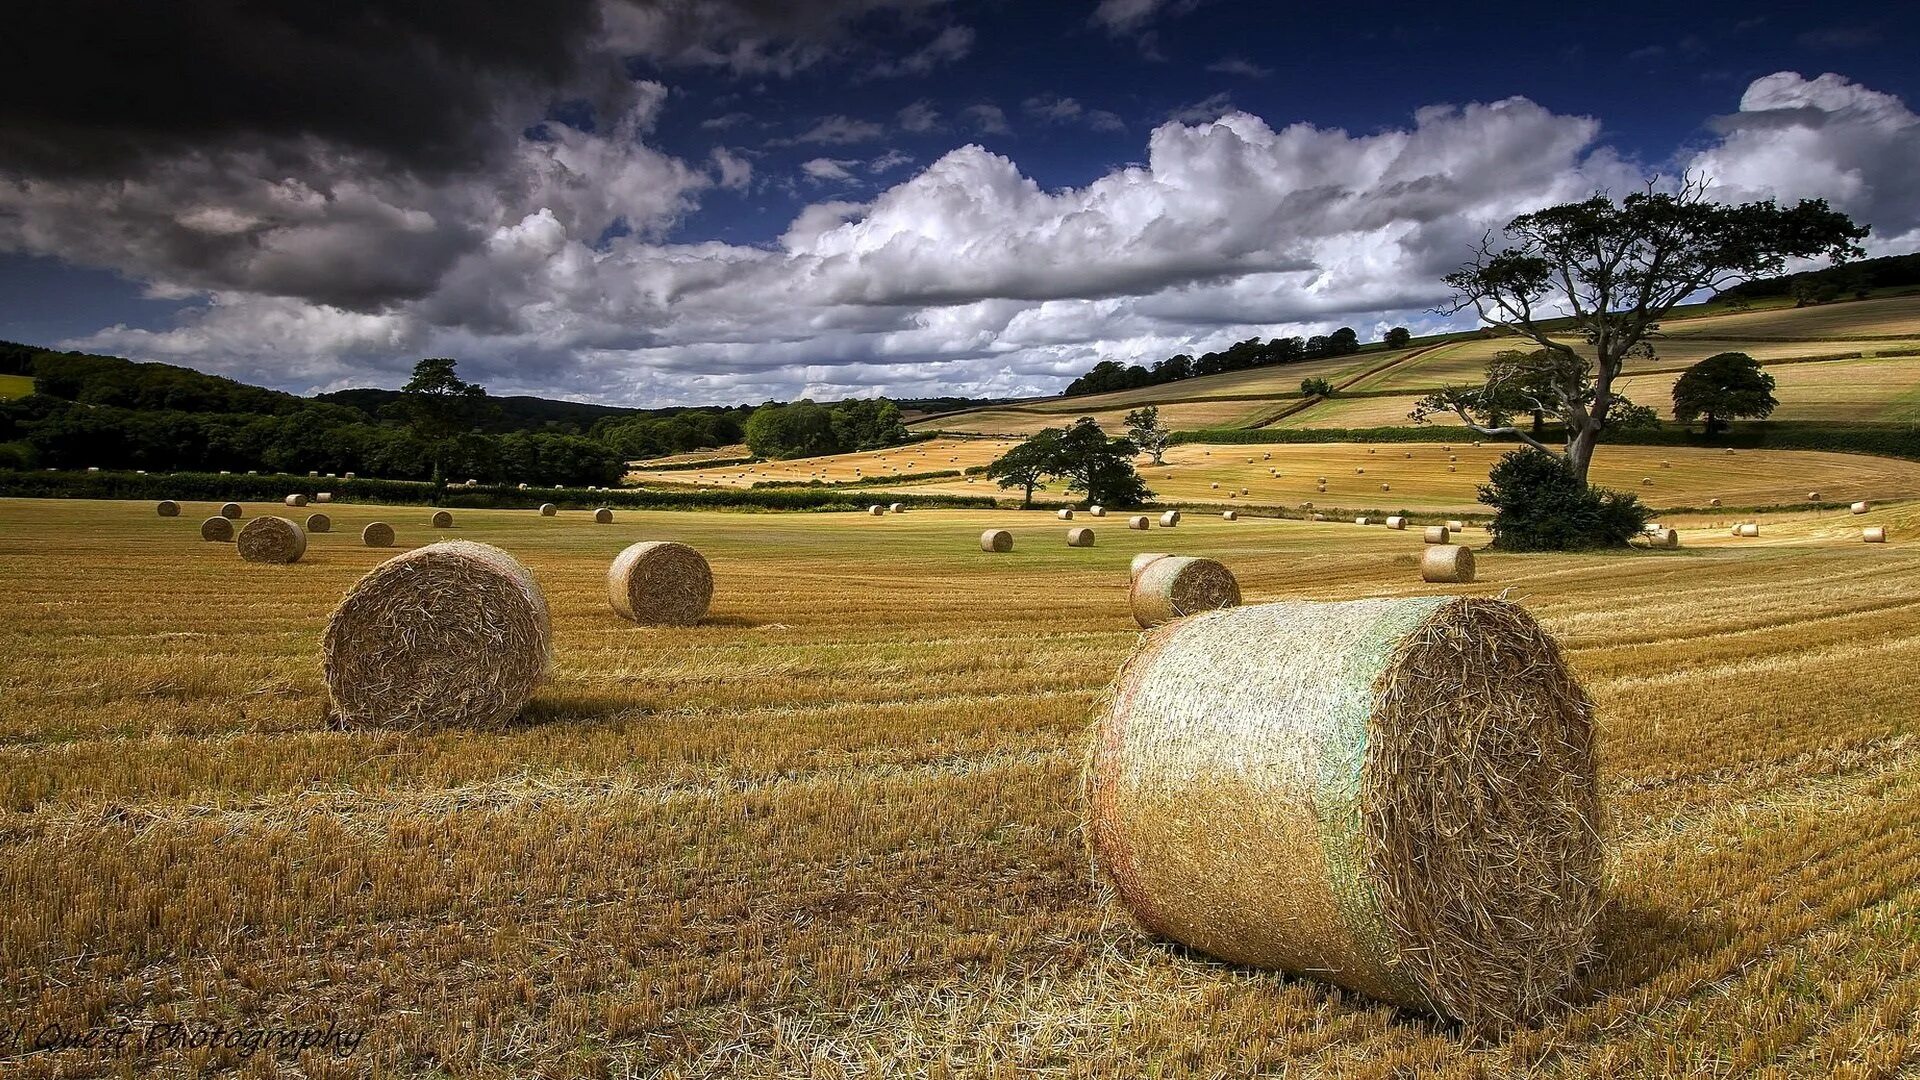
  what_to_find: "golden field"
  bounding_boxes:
[3,495,1919,1077]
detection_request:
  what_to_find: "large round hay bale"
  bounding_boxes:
[156,500,180,517]
[1355,516,1372,526]
[362,522,395,548]
[1738,523,1760,538]
[237,516,307,564]
[285,494,308,507]
[1386,516,1407,530]
[1421,545,1475,583]
[1852,501,1871,515]
[1128,516,1150,531]
[608,541,713,625]
[1130,552,1170,579]
[980,529,1013,552]
[1864,527,1887,543]
[200,516,234,542]
[1423,525,1451,544]
[323,541,550,731]
[1221,510,1238,521]
[1090,505,1106,517]
[306,513,332,534]
[1067,527,1095,548]
[1058,508,1075,520]
[594,507,614,524]
[220,502,242,519]
[1087,596,1597,1027]
[869,505,886,517]
[1159,510,1180,527]
[890,503,905,514]
[1129,556,1240,628]
[539,503,558,516]
[431,510,454,529]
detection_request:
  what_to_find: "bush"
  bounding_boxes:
[1479,450,1650,551]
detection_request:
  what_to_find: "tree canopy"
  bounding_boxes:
[985,418,1152,508]
[1671,352,1777,434]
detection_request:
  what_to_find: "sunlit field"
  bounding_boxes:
[3,495,1918,1076]
[0,373,37,400]
[630,435,1019,486]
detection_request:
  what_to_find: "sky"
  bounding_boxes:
[2,1,1918,407]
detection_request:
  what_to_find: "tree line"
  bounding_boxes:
[1063,325,1411,397]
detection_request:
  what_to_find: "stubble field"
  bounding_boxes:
[3,497,1919,1077]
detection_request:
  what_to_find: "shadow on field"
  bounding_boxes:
[1575,892,1716,1000]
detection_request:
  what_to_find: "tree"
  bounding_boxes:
[1479,449,1650,551]
[386,358,492,486]
[1384,326,1412,348]
[1671,352,1777,434]
[1052,418,1152,507]
[743,400,837,459]
[1123,405,1169,465]
[1300,376,1335,397]
[1413,177,1865,481]
[985,430,1060,508]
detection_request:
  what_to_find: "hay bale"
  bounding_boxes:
[285,494,309,507]
[1355,516,1372,526]
[1738,523,1760,537]
[1087,596,1595,1027]
[306,513,331,533]
[1159,510,1180,528]
[1386,516,1407,530]
[1448,465,1457,472]
[430,510,454,529]
[1058,508,1075,520]
[1640,477,1653,486]
[1709,498,1722,507]
[1067,527,1095,548]
[1211,482,1219,489]
[237,516,307,564]
[1381,484,1391,492]
[344,472,356,480]
[1445,520,1466,530]
[362,522,395,547]
[1864,527,1887,543]
[220,502,243,519]
[156,500,180,517]
[200,516,234,542]
[608,541,713,625]
[1356,467,1365,474]
[594,507,614,524]
[1647,528,1679,549]
[1130,552,1170,579]
[869,505,885,516]
[1128,515,1150,531]
[891,503,905,514]
[1420,544,1475,583]
[1129,556,1240,628]
[1807,491,1821,501]
[323,541,550,731]
[315,492,332,503]
[980,529,1014,552]
[1090,505,1106,517]
[1222,510,1238,521]
[539,503,558,516]
[1423,525,1451,544]
[1852,501,1871,514]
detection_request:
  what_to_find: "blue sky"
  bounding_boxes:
[2,0,1916,404]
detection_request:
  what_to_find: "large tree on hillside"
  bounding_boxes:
[1052,417,1153,507]
[1671,351,1777,434]
[985,429,1060,508]
[1123,405,1168,465]
[1412,177,1865,481]
[387,357,492,486]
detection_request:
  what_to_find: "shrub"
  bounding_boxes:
[1479,450,1650,551]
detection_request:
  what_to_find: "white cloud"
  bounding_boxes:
[780,114,887,145]
[710,146,754,191]
[867,149,915,173]
[1166,93,1235,125]
[867,25,974,78]
[799,157,860,182]
[959,103,1010,135]
[1089,0,1173,35]
[1023,95,1126,132]
[896,100,941,133]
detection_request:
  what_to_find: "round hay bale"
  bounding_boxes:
[1807,491,1820,501]
[344,472,356,480]
[1738,523,1759,538]
[1210,482,1219,489]
[1356,467,1365,474]
[1423,525,1451,544]
[890,503,905,514]
[1159,510,1180,528]
[362,522,395,547]
[1724,448,1735,455]
[1661,460,1671,468]
[1447,465,1457,472]
[1864,527,1887,543]
[1129,556,1240,628]
[431,510,454,529]
[1640,477,1653,486]
[1087,596,1595,1027]
[1709,498,1722,507]
[1386,516,1407,530]
[539,503,558,516]
[220,502,243,519]
[607,541,713,625]
[869,505,885,517]
[1852,501,1871,515]
[1222,510,1238,521]
[1067,527,1095,548]
[1128,515,1150,531]
[1130,552,1170,579]
[1058,508,1075,520]
[200,516,234,542]
[323,541,550,731]
[285,494,308,507]
[237,516,307,564]
[315,492,332,503]
[1421,545,1475,583]
[156,500,180,517]
[980,529,1013,553]
[1090,505,1106,517]
[594,507,614,524]
[1381,484,1391,492]
[1355,516,1372,526]
[1446,520,1466,530]
[1648,528,1679,549]
[306,513,332,533]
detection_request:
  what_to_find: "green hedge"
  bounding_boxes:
[1171,421,1920,461]
[749,468,962,489]
[0,469,996,512]
[629,455,760,472]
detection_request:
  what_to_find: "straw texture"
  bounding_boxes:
[1421,545,1475,583]
[1086,597,1599,1029]
[1130,553,1169,580]
[361,522,395,548]
[201,516,234,542]
[1128,556,1240,628]
[1864,527,1887,543]
[237,516,307,564]
[219,503,243,519]
[1423,526,1451,544]
[431,510,454,528]
[980,529,1013,552]
[607,541,713,625]
[323,541,551,732]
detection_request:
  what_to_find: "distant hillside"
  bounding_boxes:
[314,387,655,433]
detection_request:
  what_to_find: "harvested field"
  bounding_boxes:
[4,496,1920,1076]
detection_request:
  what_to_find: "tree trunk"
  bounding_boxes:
[1531,410,1546,438]
[1565,423,1602,483]
[1022,481,1034,509]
